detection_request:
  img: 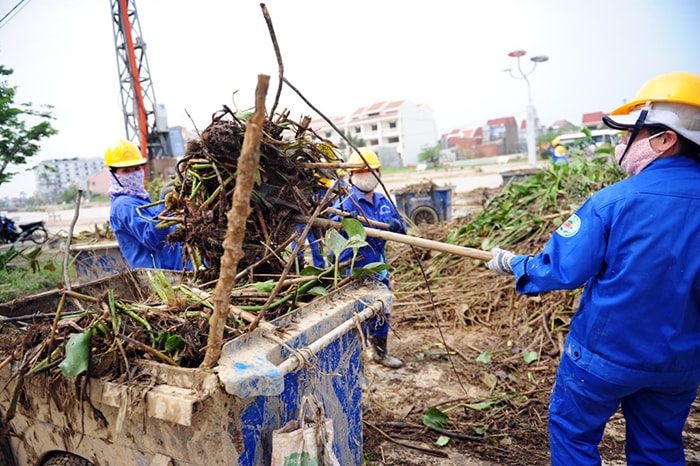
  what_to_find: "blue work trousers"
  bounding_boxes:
[549,354,698,466]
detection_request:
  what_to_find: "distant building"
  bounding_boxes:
[35,157,104,200]
[517,116,546,152]
[581,112,607,130]
[168,126,199,156]
[310,100,438,167]
[549,120,577,132]
[440,127,484,160]
[486,116,520,155]
[88,170,111,196]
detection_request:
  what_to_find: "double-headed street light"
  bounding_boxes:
[503,50,549,168]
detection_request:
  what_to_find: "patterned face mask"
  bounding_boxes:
[351,171,380,193]
[108,169,150,201]
[614,132,665,175]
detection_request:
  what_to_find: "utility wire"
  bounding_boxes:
[0,0,32,30]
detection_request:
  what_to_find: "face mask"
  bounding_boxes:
[351,171,380,193]
[614,132,664,176]
[108,169,150,201]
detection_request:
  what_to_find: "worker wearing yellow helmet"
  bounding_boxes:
[603,71,700,173]
[330,147,406,368]
[105,139,186,270]
[485,71,700,464]
[550,138,568,165]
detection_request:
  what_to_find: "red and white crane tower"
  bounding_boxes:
[109,0,172,176]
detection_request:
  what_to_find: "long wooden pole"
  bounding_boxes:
[293,215,493,262]
[201,74,269,369]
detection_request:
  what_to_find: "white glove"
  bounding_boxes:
[486,247,515,275]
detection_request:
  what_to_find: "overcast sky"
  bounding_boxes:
[1,0,699,199]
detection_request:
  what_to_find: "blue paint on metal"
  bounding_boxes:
[71,243,129,282]
[215,284,391,465]
[237,333,363,465]
[217,355,284,398]
[394,185,453,222]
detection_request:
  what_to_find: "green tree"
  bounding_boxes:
[337,131,365,154]
[0,65,58,187]
[418,144,442,166]
[56,184,79,204]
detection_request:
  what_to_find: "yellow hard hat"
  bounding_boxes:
[610,72,700,116]
[604,72,700,146]
[552,138,561,146]
[347,148,381,171]
[104,139,146,168]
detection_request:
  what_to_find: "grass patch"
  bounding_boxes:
[0,245,71,303]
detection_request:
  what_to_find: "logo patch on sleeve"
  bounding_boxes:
[557,214,581,238]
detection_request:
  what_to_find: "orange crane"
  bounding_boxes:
[109,0,172,177]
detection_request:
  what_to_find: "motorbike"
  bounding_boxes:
[0,215,49,245]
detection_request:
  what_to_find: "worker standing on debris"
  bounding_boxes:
[485,72,700,465]
[331,148,406,369]
[105,139,185,270]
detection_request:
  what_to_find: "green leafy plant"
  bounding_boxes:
[326,217,369,288]
[422,407,449,429]
[448,156,626,250]
[0,64,58,187]
[59,329,92,377]
[523,351,539,364]
[475,351,491,364]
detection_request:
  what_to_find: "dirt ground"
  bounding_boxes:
[359,188,700,466]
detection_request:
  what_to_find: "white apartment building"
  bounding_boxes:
[310,100,438,168]
[35,157,104,198]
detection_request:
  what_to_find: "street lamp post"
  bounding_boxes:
[504,50,549,168]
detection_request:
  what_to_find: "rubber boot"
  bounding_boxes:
[368,336,403,369]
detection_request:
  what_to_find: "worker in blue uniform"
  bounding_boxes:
[550,138,569,165]
[105,139,185,270]
[331,148,406,368]
[486,71,700,465]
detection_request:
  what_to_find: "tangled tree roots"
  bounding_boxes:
[164,108,337,282]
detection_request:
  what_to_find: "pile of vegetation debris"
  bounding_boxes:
[160,107,341,282]
[0,93,375,376]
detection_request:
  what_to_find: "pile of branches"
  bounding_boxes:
[0,108,358,380]
[161,107,341,283]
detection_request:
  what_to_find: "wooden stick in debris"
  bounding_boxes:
[182,285,277,333]
[201,74,270,369]
[294,215,493,262]
[63,189,83,289]
[301,162,367,169]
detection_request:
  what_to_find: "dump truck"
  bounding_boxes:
[0,269,393,465]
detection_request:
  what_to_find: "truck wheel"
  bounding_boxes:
[410,206,439,225]
[42,453,94,466]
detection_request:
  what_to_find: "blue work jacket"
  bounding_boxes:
[110,194,184,270]
[331,186,404,268]
[512,155,700,385]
